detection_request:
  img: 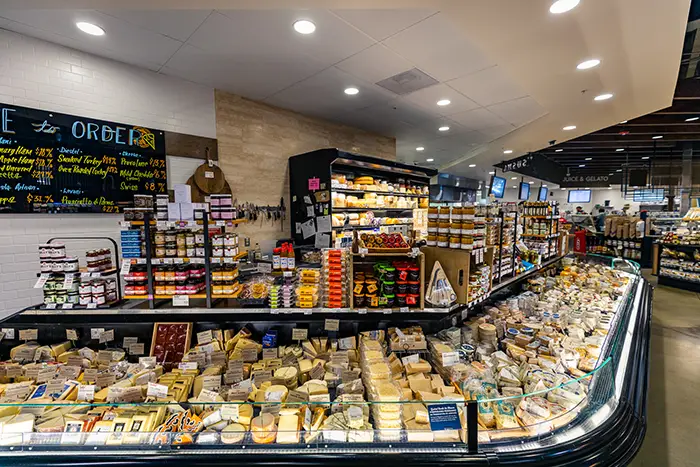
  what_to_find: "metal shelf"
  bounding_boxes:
[331,188,429,199]
[332,223,413,230]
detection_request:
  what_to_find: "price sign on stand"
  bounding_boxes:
[34,273,50,289]
[324,319,340,332]
[292,328,308,342]
[172,295,189,307]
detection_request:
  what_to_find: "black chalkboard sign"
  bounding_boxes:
[0,103,166,213]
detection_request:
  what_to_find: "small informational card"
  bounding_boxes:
[428,404,462,431]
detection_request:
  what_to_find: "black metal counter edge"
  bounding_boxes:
[0,279,651,467]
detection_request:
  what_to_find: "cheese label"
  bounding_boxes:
[97,350,113,362]
[292,328,308,341]
[441,352,460,367]
[282,353,298,366]
[99,329,114,344]
[123,337,138,348]
[90,328,105,340]
[324,319,340,332]
[66,329,78,341]
[139,356,157,368]
[36,367,57,383]
[197,330,213,345]
[338,336,355,350]
[198,389,219,402]
[147,382,169,398]
[241,348,258,362]
[309,362,325,380]
[129,343,145,355]
[96,373,116,389]
[202,375,222,391]
[221,405,239,422]
[78,347,95,361]
[83,368,98,382]
[77,384,95,401]
[19,328,38,341]
[287,389,309,404]
[1,328,14,340]
[178,361,198,370]
[353,283,363,294]
[210,350,227,366]
[262,348,278,359]
[401,353,420,365]
[59,365,81,379]
[252,369,272,386]
[366,284,378,293]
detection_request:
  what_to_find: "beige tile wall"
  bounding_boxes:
[215,90,396,246]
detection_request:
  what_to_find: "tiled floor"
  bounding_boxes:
[629,272,700,467]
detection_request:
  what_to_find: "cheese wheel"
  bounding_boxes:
[251,413,277,444]
[220,423,246,444]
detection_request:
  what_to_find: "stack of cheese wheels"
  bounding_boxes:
[220,423,246,444]
[273,367,299,390]
[251,413,277,444]
[478,323,498,343]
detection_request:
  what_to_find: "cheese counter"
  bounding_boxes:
[0,254,651,466]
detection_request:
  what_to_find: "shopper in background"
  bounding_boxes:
[596,208,606,232]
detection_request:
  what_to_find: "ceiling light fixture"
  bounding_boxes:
[563,125,576,131]
[594,93,614,101]
[616,148,624,152]
[416,147,424,151]
[577,59,600,70]
[543,184,548,187]
[616,169,622,172]
[512,186,517,189]
[503,149,513,154]
[620,120,628,124]
[585,157,592,161]
[642,156,650,160]
[468,164,476,168]
[549,0,580,14]
[76,22,105,36]
[426,158,434,162]
[510,177,517,180]
[436,99,451,106]
[344,87,359,95]
[579,164,585,167]
[555,149,563,152]
[488,171,495,175]
[293,20,316,34]
[561,188,567,190]
[528,181,534,184]
[652,135,663,139]
[438,126,450,132]
[685,116,699,122]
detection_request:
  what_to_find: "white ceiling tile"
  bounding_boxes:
[192,10,374,66]
[448,107,509,131]
[335,44,414,84]
[331,9,437,41]
[98,10,212,42]
[162,44,326,100]
[477,123,517,140]
[486,96,548,127]
[0,11,182,68]
[359,98,434,127]
[401,83,479,116]
[383,13,495,82]
[447,65,527,107]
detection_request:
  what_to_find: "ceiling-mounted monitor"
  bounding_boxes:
[518,182,530,201]
[568,189,591,203]
[538,186,548,201]
[490,176,506,199]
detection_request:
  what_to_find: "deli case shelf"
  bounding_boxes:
[0,254,650,467]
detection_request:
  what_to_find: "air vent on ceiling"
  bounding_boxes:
[376,68,439,95]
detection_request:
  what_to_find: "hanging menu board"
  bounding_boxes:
[0,104,166,213]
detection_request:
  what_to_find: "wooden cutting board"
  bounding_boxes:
[186,177,232,203]
[193,162,226,194]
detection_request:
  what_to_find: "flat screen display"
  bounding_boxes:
[568,189,591,203]
[633,189,665,202]
[518,182,530,201]
[490,176,506,198]
[538,186,548,201]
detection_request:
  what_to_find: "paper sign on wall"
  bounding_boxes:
[308,178,320,191]
[301,219,316,239]
[316,215,331,233]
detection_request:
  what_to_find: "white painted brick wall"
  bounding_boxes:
[0,30,216,317]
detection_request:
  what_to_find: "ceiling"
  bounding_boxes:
[0,0,692,183]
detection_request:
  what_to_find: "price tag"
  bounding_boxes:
[120,259,131,275]
[19,329,38,341]
[179,362,198,370]
[262,348,278,359]
[1,328,14,340]
[45,303,57,309]
[283,270,292,277]
[441,351,460,367]
[77,385,95,402]
[61,303,73,310]
[86,302,98,309]
[99,329,114,344]
[123,337,138,348]
[139,356,157,368]
[324,319,340,332]
[173,295,189,307]
[129,343,145,355]
[400,306,409,313]
[62,275,74,290]
[34,273,50,289]
[383,308,393,314]
[401,353,420,365]
[221,405,239,421]
[357,308,367,315]
[291,328,308,341]
[147,382,169,398]
[358,248,368,255]
[410,247,420,257]
[257,263,272,274]
[197,330,213,345]
[241,348,258,362]
[120,221,131,228]
[66,329,78,341]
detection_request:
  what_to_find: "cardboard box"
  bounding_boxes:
[174,184,192,203]
[421,247,493,305]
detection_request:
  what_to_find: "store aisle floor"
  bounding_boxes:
[629,271,700,467]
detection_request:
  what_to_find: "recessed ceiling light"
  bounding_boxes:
[76,22,105,36]
[550,0,580,14]
[686,117,699,122]
[609,173,614,175]
[563,125,577,131]
[438,126,450,132]
[512,186,517,188]
[579,164,585,167]
[608,186,613,190]
[293,20,316,34]
[437,99,451,106]
[561,188,567,190]
[555,149,563,152]
[503,149,513,154]
[652,135,663,139]
[468,164,476,168]
[577,59,600,70]
[511,177,517,180]
[594,93,614,101]
[416,147,424,151]
[488,171,495,175]
[616,169,622,172]
[344,87,359,95]
[426,158,434,162]
[585,157,592,161]
[616,148,624,152]
[620,120,628,124]
[528,181,534,184]
[642,156,650,160]
[543,184,548,187]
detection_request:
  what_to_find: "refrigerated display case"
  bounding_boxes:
[0,254,650,467]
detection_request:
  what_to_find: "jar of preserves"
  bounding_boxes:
[449,235,461,249]
[427,207,439,219]
[438,222,450,234]
[450,222,461,235]
[437,235,449,248]
[426,234,437,246]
